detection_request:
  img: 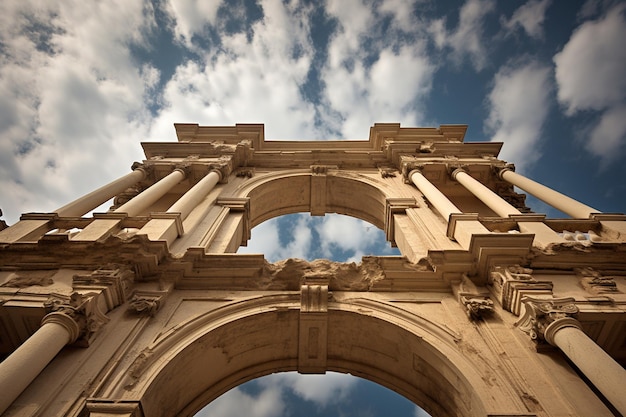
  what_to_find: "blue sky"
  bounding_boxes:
[1,0,625,416]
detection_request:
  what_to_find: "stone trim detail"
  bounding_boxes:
[490,265,553,315]
[516,297,580,345]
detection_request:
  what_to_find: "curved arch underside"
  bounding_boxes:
[243,171,389,230]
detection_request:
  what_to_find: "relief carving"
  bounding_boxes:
[577,267,620,294]
[128,294,162,316]
[460,294,494,320]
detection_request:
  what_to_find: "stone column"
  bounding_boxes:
[409,169,460,220]
[451,168,520,217]
[0,307,82,414]
[136,169,222,244]
[518,297,626,415]
[72,168,187,241]
[452,168,564,247]
[115,168,187,217]
[56,165,148,217]
[408,169,490,249]
[167,169,221,220]
[499,168,600,218]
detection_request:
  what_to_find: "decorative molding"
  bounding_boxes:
[516,297,580,345]
[577,267,620,294]
[490,265,553,315]
[384,197,419,244]
[378,166,397,178]
[127,283,173,317]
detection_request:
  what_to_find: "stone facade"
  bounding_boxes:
[0,123,625,417]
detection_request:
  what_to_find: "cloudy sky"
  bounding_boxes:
[1,0,625,415]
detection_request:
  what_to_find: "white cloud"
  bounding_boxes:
[501,0,551,39]
[259,372,358,405]
[428,0,495,71]
[152,0,320,140]
[196,384,285,417]
[321,1,435,139]
[238,214,313,262]
[316,215,377,260]
[485,59,552,171]
[553,4,626,160]
[0,0,156,223]
[166,0,223,45]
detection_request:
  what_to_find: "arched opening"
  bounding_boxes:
[127,298,491,417]
[238,213,400,262]
[196,371,427,417]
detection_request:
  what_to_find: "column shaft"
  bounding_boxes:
[409,170,460,220]
[551,325,626,414]
[168,170,221,220]
[452,169,520,217]
[0,322,73,414]
[56,169,147,217]
[115,169,186,216]
[500,169,600,218]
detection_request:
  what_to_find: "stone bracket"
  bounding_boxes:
[149,212,184,236]
[298,279,329,374]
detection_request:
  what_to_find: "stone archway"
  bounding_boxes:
[113,294,493,417]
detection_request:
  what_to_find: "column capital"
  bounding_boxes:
[43,292,109,346]
[516,297,580,345]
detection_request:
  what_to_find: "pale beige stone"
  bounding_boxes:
[0,123,624,417]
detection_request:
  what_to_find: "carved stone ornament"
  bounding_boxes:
[378,166,397,178]
[128,294,162,316]
[311,165,329,175]
[460,294,494,320]
[516,297,580,345]
[236,168,255,178]
[577,267,620,295]
[44,292,110,346]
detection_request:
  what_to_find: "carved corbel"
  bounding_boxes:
[490,265,553,315]
[127,282,173,317]
[457,275,493,320]
[236,167,255,178]
[516,297,580,346]
[378,166,397,178]
[460,294,494,320]
[43,292,110,346]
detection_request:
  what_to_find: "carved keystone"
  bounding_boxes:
[299,275,329,374]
